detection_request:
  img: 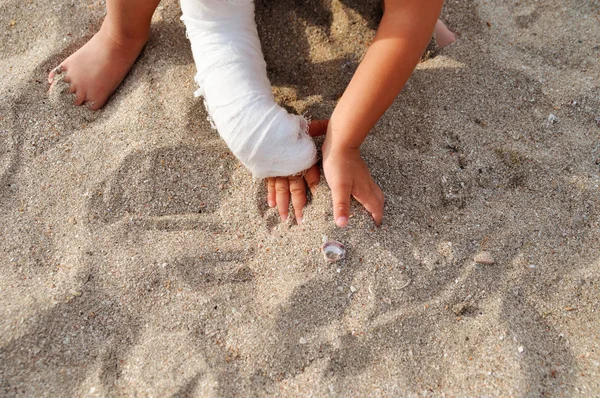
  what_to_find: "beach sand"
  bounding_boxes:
[1,0,599,396]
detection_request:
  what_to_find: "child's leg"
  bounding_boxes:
[48,0,161,110]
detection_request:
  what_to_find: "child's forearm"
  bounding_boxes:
[328,0,444,150]
[181,0,317,178]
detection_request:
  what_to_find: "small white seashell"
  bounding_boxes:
[548,114,559,124]
[299,337,307,345]
[321,240,345,262]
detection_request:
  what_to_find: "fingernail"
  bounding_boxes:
[297,217,303,225]
[268,200,275,207]
[281,214,288,222]
[335,216,348,227]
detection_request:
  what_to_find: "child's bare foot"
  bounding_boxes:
[48,22,148,110]
[434,19,456,49]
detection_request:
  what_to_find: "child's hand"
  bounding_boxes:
[267,164,320,223]
[266,120,328,223]
[305,0,444,228]
[322,137,384,228]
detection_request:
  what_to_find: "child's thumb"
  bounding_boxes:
[308,120,329,137]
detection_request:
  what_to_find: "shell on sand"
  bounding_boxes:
[321,240,345,262]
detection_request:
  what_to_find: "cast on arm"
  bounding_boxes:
[180,0,317,179]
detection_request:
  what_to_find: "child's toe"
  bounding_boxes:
[73,90,86,106]
[434,20,456,49]
[87,98,103,111]
[48,65,65,84]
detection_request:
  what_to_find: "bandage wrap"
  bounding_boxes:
[181,0,317,178]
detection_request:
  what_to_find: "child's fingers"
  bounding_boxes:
[289,176,307,223]
[330,182,352,228]
[304,165,320,196]
[275,177,290,221]
[353,180,384,227]
[308,120,329,137]
[267,178,276,207]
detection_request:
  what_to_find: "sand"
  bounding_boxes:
[1,0,599,396]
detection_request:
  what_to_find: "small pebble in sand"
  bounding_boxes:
[595,116,600,127]
[321,240,345,262]
[299,337,307,345]
[474,251,495,265]
[350,286,357,293]
[548,114,559,124]
[518,346,524,353]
